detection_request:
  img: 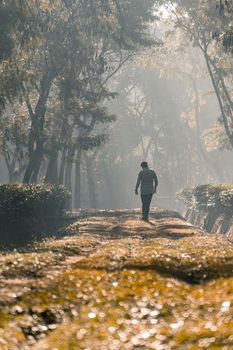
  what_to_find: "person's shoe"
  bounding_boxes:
[141,217,149,222]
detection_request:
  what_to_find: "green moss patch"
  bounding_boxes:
[0,209,233,349]
[16,270,233,350]
[77,235,233,282]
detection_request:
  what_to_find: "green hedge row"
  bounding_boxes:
[177,184,233,212]
[0,183,71,218]
[0,183,71,247]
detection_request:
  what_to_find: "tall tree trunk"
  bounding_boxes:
[192,78,222,182]
[201,43,233,149]
[64,147,75,209]
[23,70,55,183]
[30,141,44,183]
[23,160,34,183]
[84,153,97,208]
[44,152,58,184]
[3,152,16,183]
[64,147,75,191]
[58,148,67,185]
[74,149,82,209]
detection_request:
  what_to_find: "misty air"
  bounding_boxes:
[0,1,233,349]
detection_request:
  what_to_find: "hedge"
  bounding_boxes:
[0,183,71,247]
[0,183,71,218]
[177,184,233,212]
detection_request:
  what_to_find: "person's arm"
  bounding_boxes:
[153,171,158,192]
[135,172,141,195]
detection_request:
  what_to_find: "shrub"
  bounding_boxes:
[0,183,71,247]
[0,183,70,219]
[177,184,233,213]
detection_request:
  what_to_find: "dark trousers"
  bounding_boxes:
[141,193,153,220]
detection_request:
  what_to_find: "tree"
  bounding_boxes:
[0,1,159,210]
[0,103,28,182]
[166,0,233,150]
[0,1,40,108]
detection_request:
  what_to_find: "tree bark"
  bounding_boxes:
[64,147,75,209]
[84,153,97,208]
[74,149,82,209]
[44,152,58,184]
[58,148,67,185]
[30,141,44,183]
[192,78,222,182]
[4,152,16,183]
[202,43,233,149]
[64,147,75,192]
[23,70,55,183]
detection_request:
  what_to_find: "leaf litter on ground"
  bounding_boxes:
[0,209,233,349]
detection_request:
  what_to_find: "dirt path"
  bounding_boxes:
[0,209,233,350]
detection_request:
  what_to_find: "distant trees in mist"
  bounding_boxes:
[0,0,232,209]
[0,0,156,207]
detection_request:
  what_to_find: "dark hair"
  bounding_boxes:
[140,161,148,168]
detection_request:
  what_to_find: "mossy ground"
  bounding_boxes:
[0,209,233,349]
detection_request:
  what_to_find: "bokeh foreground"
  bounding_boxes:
[0,209,233,349]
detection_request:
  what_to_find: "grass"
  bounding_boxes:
[0,209,233,349]
[13,270,233,350]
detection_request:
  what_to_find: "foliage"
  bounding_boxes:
[0,0,40,107]
[178,183,233,212]
[166,0,233,150]
[0,183,70,219]
[216,0,233,54]
[0,0,158,189]
[0,103,30,181]
[202,124,232,152]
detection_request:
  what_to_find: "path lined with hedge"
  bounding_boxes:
[0,209,233,349]
[178,184,233,241]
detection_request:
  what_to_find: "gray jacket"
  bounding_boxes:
[135,168,158,195]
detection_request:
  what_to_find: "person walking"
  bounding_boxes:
[135,161,158,222]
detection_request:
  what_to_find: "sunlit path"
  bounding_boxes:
[0,209,233,350]
[0,1,233,349]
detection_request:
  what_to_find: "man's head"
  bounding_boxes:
[140,161,148,169]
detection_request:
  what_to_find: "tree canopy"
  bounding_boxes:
[0,0,232,209]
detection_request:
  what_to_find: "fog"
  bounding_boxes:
[0,1,232,214]
[75,41,233,211]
